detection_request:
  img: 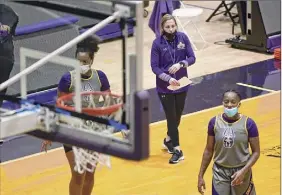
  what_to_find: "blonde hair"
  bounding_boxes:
[160,14,178,35]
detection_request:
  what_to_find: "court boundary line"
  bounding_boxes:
[236,82,277,92]
[150,90,280,127]
[1,90,280,166]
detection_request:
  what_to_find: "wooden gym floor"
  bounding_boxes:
[1,91,280,195]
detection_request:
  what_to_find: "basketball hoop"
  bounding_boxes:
[56,91,123,116]
[274,48,280,60]
[56,91,125,174]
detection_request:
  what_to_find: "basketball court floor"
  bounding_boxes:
[0,2,281,195]
[1,59,280,195]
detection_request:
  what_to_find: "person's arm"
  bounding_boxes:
[241,118,260,174]
[180,34,196,68]
[231,117,260,186]
[42,72,71,151]
[1,4,19,36]
[197,117,215,194]
[57,72,71,97]
[150,41,172,82]
[198,117,216,178]
[41,72,71,151]
[97,70,111,92]
[57,90,69,97]
[9,8,19,36]
[10,14,19,36]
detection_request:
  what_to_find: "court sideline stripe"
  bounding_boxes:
[150,90,280,127]
[236,82,277,92]
[1,90,280,166]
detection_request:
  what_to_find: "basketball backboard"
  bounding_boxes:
[0,1,149,161]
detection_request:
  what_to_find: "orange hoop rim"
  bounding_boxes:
[274,48,281,60]
[56,91,123,116]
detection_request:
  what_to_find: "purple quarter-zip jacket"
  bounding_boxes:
[150,31,196,94]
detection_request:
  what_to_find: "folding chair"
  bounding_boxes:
[143,1,149,17]
[172,1,207,51]
[206,1,238,25]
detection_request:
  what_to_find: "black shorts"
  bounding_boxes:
[63,145,73,153]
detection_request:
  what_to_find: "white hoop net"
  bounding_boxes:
[58,92,127,174]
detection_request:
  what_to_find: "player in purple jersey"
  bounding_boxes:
[197,90,260,195]
[41,35,110,195]
[150,14,196,164]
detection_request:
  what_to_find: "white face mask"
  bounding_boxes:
[80,65,91,74]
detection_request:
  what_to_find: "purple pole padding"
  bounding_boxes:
[267,34,281,53]
[79,28,134,41]
[15,15,79,36]
[28,90,150,160]
[132,90,150,160]
[79,18,135,41]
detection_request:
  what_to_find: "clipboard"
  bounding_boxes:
[167,76,192,91]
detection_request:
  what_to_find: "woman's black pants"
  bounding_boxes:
[158,91,187,147]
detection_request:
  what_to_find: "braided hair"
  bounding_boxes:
[222,89,242,101]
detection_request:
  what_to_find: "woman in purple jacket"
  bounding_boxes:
[150,14,196,164]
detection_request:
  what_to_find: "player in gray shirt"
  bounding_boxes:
[197,90,260,195]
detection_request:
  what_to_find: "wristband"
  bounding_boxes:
[179,61,185,68]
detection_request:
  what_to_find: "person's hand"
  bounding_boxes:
[169,78,180,86]
[41,140,52,152]
[231,169,246,186]
[168,63,181,74]
[197,176,206,194]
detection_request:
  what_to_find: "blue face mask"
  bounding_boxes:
[224,107,238,117]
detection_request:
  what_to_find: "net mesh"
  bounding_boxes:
[57,91,125,174]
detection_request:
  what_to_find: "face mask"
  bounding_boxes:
[163,31,176,41]
[224,107,238,117]
[80,65,91,74]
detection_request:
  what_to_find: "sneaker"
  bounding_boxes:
[163,138,174,154]
[169,150,184,164]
